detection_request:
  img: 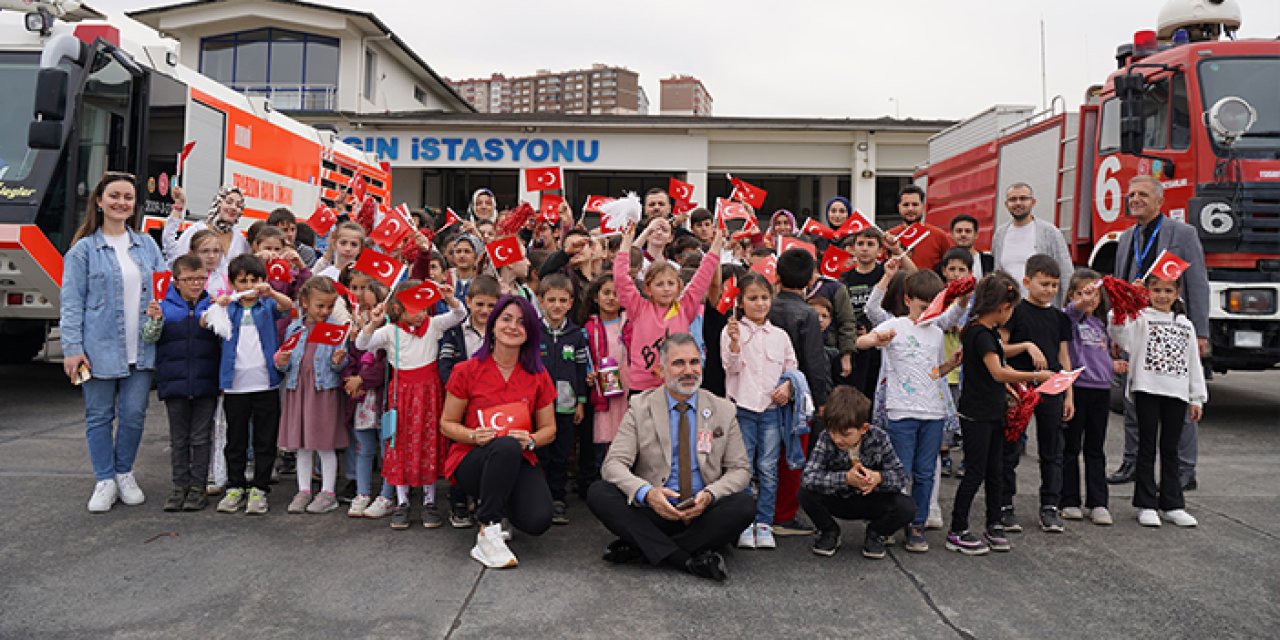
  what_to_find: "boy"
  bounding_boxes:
[937,248,974,479]
[536,274,591,525]
[857,269,959,552]
[841,228,886,400]
[800,387,915,558]
[806,270,857,383]
[689,207,715,246]
[449,235,483,299]
[143,254,221,512]
[267,207,317,267]
[999,253,1074,533]
[213,254,294,515]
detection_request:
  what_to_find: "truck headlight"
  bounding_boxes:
[1225,289,1276,314]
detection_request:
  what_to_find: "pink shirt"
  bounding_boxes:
[721,317,797,413]
[613,249,719,391]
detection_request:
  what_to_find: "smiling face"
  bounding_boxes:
[174,266,207,302]
[1023,273,1060,307]
[772,216,794,236]
[218,191,245,225]
[898,192,924,225]
[644,268,681,308]
[468,293,498,329]
[303,290,337,324]
[595,280,619,316]
[647,218,672,246]
[96,180,136,228]
[474,194,496,219]
[1004,186,1035,221]
[1126,179,1163,225]
[827,201,849,228]
[1146,276,1178,312]
[661,340,703,397]
[193,236,224,271]
[492,302,528,350]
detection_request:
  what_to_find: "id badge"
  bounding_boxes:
[697,430,713,454]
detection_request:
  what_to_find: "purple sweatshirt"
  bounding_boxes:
[1065,301,1112,390]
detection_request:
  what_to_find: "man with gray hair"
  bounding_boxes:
[587,333,754,582]
[991,182,1074,305]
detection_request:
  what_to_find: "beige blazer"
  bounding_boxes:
[601,387,751,505]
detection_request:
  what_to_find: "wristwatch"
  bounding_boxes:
[525,438,536,451]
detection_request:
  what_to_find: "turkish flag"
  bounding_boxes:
[151,271,171,301]
[396,280,442,317]
[524,166,563,191]
[818,245,854,279]
[599,218,623,235]
[801,218,835,240]
[539,194,564,224]
[353,249,405,289]
[266,258,293,283]
[896,223,930,251]
[176,141,196,177]
[1036,368,1085,396]
[777,236,817,258]
[669,177,695,204]
[673,199,697,215]
[307,321,349,346]
[477,401,532,437]
[834,210,877,238]
[279,330,302,352]
[584,195,615,213]
[443,207,462,229]
[332,280,358,308]
[715,197,752,221]
[309,203,337,236]
[732,217,762,242]
[1145,249,1191,282]
[486,235,525,269]
[751,255,778,284]
[917,288,951,325]
[348,173,366,201]
[716,276,739,315]
[370,207,412,251]
[728,175,767,209]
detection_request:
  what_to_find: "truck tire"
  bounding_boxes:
[0,326,48,364]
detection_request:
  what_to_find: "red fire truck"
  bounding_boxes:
[916,0,1279,373]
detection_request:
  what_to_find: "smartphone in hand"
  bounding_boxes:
[675,496,697,510]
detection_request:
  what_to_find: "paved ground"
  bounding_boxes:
[1,359,1278,639]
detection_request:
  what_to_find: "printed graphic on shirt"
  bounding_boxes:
[1143,320,1190,378]
[1075,320,1108,352]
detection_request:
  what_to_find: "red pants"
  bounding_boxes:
[773,434,809,523]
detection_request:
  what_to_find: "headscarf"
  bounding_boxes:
[469,188,496,222]
[769,209,797,236]
[824,196,852,227]
[205,185,244,234]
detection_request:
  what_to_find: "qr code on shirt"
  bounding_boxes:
[1144,321,1190,378]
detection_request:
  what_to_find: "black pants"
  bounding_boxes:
[1062,387,1109,509]
[1133,392,1186,511]
[799,487,915,538]
[455,437,553,534]
[575,410,598,496]
[223,390,279,492]
[587,480,755,566]
[950,417,1004,533]
[537,412,575,502]
[1001,393,1064,509]
[164,395,217,488]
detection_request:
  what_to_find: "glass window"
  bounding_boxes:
[1198,57,1280,157]
[1141,77,1171,150]
[363,49,377,99]
[1170,74,1190,150]
[200,38,235,84]
[233,29,268,85]
[1098,98,1120,155]
[268,31,304,86]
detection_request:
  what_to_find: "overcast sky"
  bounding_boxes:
[102,0,1280,120]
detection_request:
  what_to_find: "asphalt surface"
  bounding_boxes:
[1,359,1278,639]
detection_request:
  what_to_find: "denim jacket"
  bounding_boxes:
[59,228,167,379]
[218,297,285,390]
[280,316,349,391]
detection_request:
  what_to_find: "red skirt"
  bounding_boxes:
[382,363,446,487]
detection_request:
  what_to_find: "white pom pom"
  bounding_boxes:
[203,303,232,341]
[600,191,642,232]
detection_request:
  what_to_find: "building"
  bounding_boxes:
[448,64,647,115]
[660,75,713,116]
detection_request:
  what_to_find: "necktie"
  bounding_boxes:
[675,401,692,500]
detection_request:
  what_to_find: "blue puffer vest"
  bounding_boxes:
[155,285,221,400]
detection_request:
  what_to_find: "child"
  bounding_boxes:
[856,269,958,553]
[723,272,798,549]
[688,207,715,247]
[536,274,591,524]
[1111,272,1205,528]
[211,254,294,515]
[355,279,466,529]
[1061,269,1117,525]
[800,387,915,559]
[582,274,628,462]
[315,221,365,280]
[842,228,886,400]
[254,225,312,340]
[143,254,221,511]
[187,229,232,495]
[999,254,1074,534]
[937,248,973,479]
[807,296,842,377]
[344,280,393,517]
[947,272,1051,555]
[449,235,483,298]
[267,207,317,267]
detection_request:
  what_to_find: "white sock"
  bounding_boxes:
[396,485,410,505]
[422,484,436,506]
[930,454,941,513]
[296,449,313,493]
[318,450,338,494]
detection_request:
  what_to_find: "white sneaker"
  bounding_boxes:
[363,496,394,519]
[115,472,145,505]
[755,523,777,549]
[88,479,118,513]
[1060,506,1085,520]
[926,506,945,530]
[1089,507,1114,526]
[500,519,513,541]
[1137,509,1162,527]
[348,495,372,517]
[737,524,757,549]
[1160,509,1198,527]
[470,523,518,568]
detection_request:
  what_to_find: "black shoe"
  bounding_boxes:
[984,525,1012,552]
[337,479,357,504]
[422,503,444,529]
[812,530,841,557]
[603,539,644,564]
[551,500,569,525]
[1107,461,1135,484]
[940,454,953,478]
[1000,507,1023,533]
[1039,506,1065,533]
[390,503,411,530]
[277,452,296,476]
[955,460,965,478]
[773,516,816,537]
[449,502,475,528]
[861,530,885,559]
[685,550,728,582]
[163,486,186,512]
[182,486,208,511]
[1182,478,1198,492]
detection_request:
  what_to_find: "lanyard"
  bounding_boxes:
[1132,217,1163,271]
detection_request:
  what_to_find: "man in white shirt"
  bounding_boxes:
[991,183,1074,305]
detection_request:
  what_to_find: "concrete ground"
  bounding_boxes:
[1,360,1277,639]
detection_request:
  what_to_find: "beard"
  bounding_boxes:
[666,372,703,396]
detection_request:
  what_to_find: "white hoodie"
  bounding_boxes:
[1110,308,1207,406]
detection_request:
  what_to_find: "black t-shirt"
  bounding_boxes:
[959,323,1006,421]
[841,264,884,330]
[1004,300,1072,372]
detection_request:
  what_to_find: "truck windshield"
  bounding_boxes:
[0,53,39,182]
[1198,57,1280,157]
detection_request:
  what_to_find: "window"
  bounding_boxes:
[1141,77,1171,150]
[414,86,428,106]
[1170,74,1190,150]
[199,28,338,110]
[1098,98,1120,155]
[363,48,377,99]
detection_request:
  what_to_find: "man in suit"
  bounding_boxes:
[587,332,754,582]
[1107,175,1210,490]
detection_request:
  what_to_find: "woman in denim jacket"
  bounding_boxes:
[60,172,168,513]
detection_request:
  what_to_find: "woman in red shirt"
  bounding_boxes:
[440,295,557,569]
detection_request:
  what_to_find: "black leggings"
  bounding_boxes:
[950,417,1004,534]
[1133,392,1186,511]
[454,437,553,535]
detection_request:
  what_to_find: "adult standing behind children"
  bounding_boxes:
[883,185,952,273]
[164,186,251,271]
[990,183,1073,304]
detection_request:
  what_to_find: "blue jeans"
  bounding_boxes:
[885,417,944,527]
[352,429,380,497]
[82,367,153,481]
[737,407,783,524]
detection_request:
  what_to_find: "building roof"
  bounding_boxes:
[327,110,955,133]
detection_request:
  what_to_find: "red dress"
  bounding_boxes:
[382,363,446,486]
[443,356,556,480]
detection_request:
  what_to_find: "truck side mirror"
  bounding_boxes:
[28,68,69,149]
[1116,72,1146,155]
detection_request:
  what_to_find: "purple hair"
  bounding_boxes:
[474,294,545,374]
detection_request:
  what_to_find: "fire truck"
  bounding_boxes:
[0,2,388,363]
[916,0,1280,373]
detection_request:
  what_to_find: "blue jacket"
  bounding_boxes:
[218,297,285,390]
[154,286,220,400]
[280,317,349,391]
[777,369,814,471]
[60,228,167,378]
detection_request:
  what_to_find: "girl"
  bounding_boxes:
[343,280,395,518]
[277,276,350,514]
[824,196,852,231]
[469,187,498,223]
[255,225,312,339]
[314,221,366,280]
[582,274,628,460]
[189,229,231,299]
[427,251,451,286]
[635,217,674,276]
[947,272,1048,556]
[1111,273,1205,528]
[1060,270,1117,525]
[722,272,798,550]
[355,279,467,529]
[766,209,797,249]
[614,222,724,393]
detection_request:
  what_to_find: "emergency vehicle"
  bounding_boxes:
[0,2,388,362]
[916,0,1280,373]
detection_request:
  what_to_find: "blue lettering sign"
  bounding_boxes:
[527,139,549,162]
[342,135,601,164]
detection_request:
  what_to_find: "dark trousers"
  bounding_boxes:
[1120,373,1197,483]
[223,390,279,492]
[950,417,1005,533]
[575,410,598,495]
[455,437,553,534]
[1001,393,1064,509]
[799,487,915,538]
[587,480,755,566]
[1062,387,1109,509]
[1133,392,1186,511]
[165,395,217,488]
[536,412,575,502]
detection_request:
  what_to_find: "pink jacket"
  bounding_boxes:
[613,249,719,391]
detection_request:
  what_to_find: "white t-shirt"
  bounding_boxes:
[105,232,142,365]
[999,223,1036,287]
[874,317,949,421]
[230,309,271,393]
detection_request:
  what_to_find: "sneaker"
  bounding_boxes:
[500,519,513,541]
[1137,509,1162,527]
[945,530,990,556]
[955,460,965,478]
[183,486,208,511]
[773,516,816,537]
[471,523,518,568]
[450,502,475,528]
[245,488,269,515]
[984,525,1012,552]
[347,495,372,517]
[363,496,394,519]
[163,486,187,512]
[812,530,841,557]
[337,479,357,504]
[737,524,757,549]
[390,503,411,529]
[926,506,945,530]
[287,491,312,514]
[1160,509,1198,527]
[551,500,569,526]
[904,526,929,553]
[88,479,118,513]
[115,472,145,506]
[1089,507,1114,526]
[755,523,777,549]
[1039,506,1065,533]
[940,454,953,477]
[862,530,886,559]
[306,491,339,514]
[205,484,225,497]
[1000,507,1023,533]
[1107,461,1135,484]
[1060,506,1085,520]
[422,503,445,529]
[684,550,727,582]
[217,488,246,513]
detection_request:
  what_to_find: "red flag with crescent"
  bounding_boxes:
[1145,249,1191,282]
[715,197,752,221]
[584,195,615,214]
[834,210,877,238]
[801,218,835,240]
[669,177,695,205]
[309,203,337,236]
[818,245,854,279]
[307,321,349,346]
[396,280,442,317]
[443,207,462,229]
[1036,368,1085,396]
[477,401,532,437]
[896,223,929,251]
[728,175,767,209]
[486,235,525,269]
[266,258,293,283]
[777,236,817,258]
[524,166,563,192]
[751,255,778,284]
[279,330,302,353]
[176,141,196,177]
[539,194,564,224]
[347,173,366,201]
[716,276,739,315]
[332,280,358,308]
[673,199,697,215]
[353,249,405,289]
[151,271,171,301]
[370,207,412,251]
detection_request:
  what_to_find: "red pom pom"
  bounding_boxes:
[399,232,420,264]
[496,202,535,238]
[1004,383,1041,442]
[943,275,976,307]
[1099,275,1150,325]
[354,197,376,234]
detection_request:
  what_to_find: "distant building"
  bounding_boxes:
[660,75,713,116]
[448,64,646,115]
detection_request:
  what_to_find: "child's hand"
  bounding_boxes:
[586,371,598,388]
[840,352,853,377]
[870,328,896,347]
[1063,399,1075,422]
[947,348,963,371]
[884,233,903,257]
[274,349,292,368]
[343,375,363,396]
[770,380,792,406]
[214,295,231,307]
[1112,359,1129,374]
[146,300,163,321]
[725,317,740,347]
[254,282,273,298]
[331,348,347,366]
[170,186,185,218]
[255,250,277,263]
[368,303,386,328]
[439,283,457,306]
[1027,344,1048,370]
[883,256,902,278]
[1190,404,1203,422]
[573,404,585,425]
[282,248,304,269]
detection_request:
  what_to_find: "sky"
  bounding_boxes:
[96,0,1280,121]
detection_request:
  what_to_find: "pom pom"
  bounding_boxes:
[1004,383,1041,442]
[497,202,535,238]
[203,303,232,341]
[1099,275,1149,325]
[355,197,377,234]
[600,191,642,232]
[399,232,421,264]
[944,275,976,303]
